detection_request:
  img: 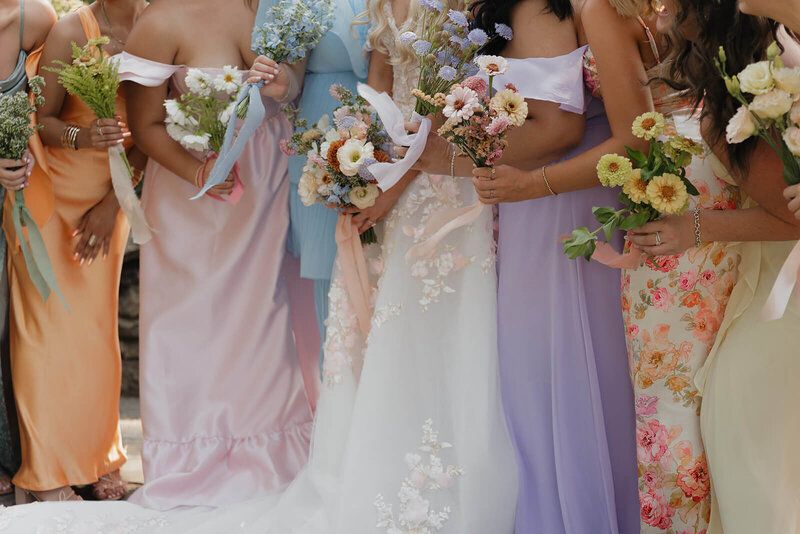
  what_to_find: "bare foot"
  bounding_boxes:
[92,470,125,501]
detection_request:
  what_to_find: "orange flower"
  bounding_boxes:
[327,140,346,173]
[677,455,711,502]
[373,149,392,163]
[681,291,702,308]
[666,375,690,392]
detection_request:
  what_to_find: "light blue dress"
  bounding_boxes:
[286,0,368,360]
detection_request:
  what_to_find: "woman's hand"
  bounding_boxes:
[784,184,800,220]
[72,192,120,265]
[198,158,236,196]
[625,214,696,257]
[345,186,405,234]
[472,165,540,204]
[395,120,454,176]
[247,55,290,101]
[83,117,130,150]
[0,151,34,190]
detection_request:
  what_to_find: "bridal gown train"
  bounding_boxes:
[0,8,518,534]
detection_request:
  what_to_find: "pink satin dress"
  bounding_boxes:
[127,64,315,510]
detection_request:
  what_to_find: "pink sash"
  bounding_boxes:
[335,214,372,338]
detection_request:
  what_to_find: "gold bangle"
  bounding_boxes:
[541,166,557,196]
[61,125,80,150]
[194,162,205,189]
[449,143,456,178]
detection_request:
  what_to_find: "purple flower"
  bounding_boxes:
[435,51,448,65]
[438,65,457,81]
[420,0,443,11]
[449,35,470,50]
[468,28,489,46]
[336,115,358,129]
[465,63,479,77]
[399,31,417,45]
[412,40,432,55]
[358,159,378,181]
[495,23,513,40]
[447,9,468,27]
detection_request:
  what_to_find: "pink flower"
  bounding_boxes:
[677,454,711,502]
[640,489,675,530]
[505,82,518,92]
[642,468,663,489]
[646,255,680,273]
[329,84,345,101]
[678,269,697,291]
[485,148,504,166]
[462,76,488,98]
[635,394,659,417]
[486,116,509,136]
[692,305,720,345]
[637,419,670,463]
[279,138,297,156]
[652,287,673,312]
[698,270,717,288]
[628,324,640,338]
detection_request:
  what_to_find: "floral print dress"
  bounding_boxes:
[622,97,741,532]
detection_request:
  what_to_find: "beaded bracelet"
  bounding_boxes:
[692,208,702,247]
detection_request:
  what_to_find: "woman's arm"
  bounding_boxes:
[22,0,57,51]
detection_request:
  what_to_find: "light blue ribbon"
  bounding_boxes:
[191,80,265,200]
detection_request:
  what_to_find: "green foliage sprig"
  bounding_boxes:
[0,76,46,160]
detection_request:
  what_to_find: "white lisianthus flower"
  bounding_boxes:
[180,133,211,152]
[298,172,319,206]
[737,61,774,95]
[443,86,480,122]
[490,89,528,127]
[337,139,375,177]
[749,88,794,120]
[317,114,331,132]
[349,183,380,209]
[475,55,509,76]
[213,65,243,95]
[783,127,800,156]
[185,68,212,96]
[773,67,800,95]
[726,105,758,143]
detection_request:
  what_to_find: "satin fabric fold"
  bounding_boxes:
[108,143,153,243]
[406,201,485,260]
[334,213,371,339]
[760,240,800,321]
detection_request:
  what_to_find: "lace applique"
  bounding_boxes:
[372,304,402,329]
[322,275,364,387]
[410,245,475,311]
[375,419,464,534]
[0,505,31,530]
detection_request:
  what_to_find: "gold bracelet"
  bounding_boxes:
[450,143,456,178]
[541,165,557,196]
[61,125,80,150]
[194,162,205,189]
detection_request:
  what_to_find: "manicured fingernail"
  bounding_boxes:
[116,139,124,144]
[623,235,630,241]
[104,253,108,260]
[71,230,79,237]
[80,258,85,265]
[88,258,93,265]
[73,252,79,260]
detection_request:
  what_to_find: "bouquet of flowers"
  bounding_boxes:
[283,84,392,245]
[45,37,152,244]
[562,111,702,261]
[402,1,513,115]
[716,42,800,185]
[0,76,64,304]
[436,57,527,167]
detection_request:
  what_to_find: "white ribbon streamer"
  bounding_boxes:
[357,82,431,192]
[108,144,153,245]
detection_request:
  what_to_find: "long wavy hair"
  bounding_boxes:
[667,0,782,174]
[471,0,573,55]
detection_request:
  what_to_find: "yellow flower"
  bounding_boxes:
[632,112,667,140]
[665,135,703,166]
[490,90,528,127]
[623,169,650,204]
[646,173,689,214]
[596,154,634,187]
[301,129,322,143]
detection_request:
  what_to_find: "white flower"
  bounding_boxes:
[165,120,193,143]
[774,67,800,95]
[737,61,774,95]
[324,127,341,143]
[337,138,374,177]
[784,126,800,156]
[298,172,318,206]
[791,101,800,125]
[219,103,236,125]
[749,88,794,120]
[443,86,480,123]
[400,496,430,526]
[349,183,380,209]
[179,133,211,152]
[213,65,243,95]
[475,55,509,76]
[726,105,758,143]
[490,89,527,126]
[185,68,212,96]
[164,99,189,126]
[317,114,331,131]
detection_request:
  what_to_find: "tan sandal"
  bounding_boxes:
[92,470,125,501]
[0,475,11,495]
[15,485,83,503]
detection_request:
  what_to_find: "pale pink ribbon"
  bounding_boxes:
[197,154,244,205]
[556,236,647,269]
[335,214,372,338]
[406,202,486,261]
[760,241,800,321]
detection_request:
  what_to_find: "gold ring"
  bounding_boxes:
[97,126,103,137]
[490,189,495,199]
[87,234,98,247]
[491,167,496,179]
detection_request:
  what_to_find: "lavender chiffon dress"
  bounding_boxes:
[496,48,639,534]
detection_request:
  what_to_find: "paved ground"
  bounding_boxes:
[1,397,143,505]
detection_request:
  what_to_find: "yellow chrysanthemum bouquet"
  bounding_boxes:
[563,111,702,261]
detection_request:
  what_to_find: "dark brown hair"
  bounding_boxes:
[472,0,573,55]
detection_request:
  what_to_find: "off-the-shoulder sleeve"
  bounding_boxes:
[116,52,181,86]
[480,45,589,115]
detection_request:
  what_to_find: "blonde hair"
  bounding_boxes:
[608,0,655,17]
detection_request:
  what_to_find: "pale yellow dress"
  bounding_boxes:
[694,158,800,534]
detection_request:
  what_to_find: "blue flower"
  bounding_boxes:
[495,23,514,40]
[447,9,468,27]
[449,35,470,50]
[400,31,417,45]
[336,116,358,129]
[412,40,432,55]
[435,51,448,65]
[468,28,489,46]
[327,195,341,205]
[438,65,457,81]
[419,0,443,11]
[465,63,479,77]
[332,183,351,197]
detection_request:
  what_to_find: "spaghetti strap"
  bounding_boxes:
[77,5,101,42]
[636,16,660,65]
[18,0,24,50]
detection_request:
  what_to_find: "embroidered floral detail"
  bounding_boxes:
[322,274,363,388]
[372,304,402,329]
[375,419,464,534]
[411,246,475,310]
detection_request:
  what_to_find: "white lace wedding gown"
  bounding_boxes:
[0,16,517,534]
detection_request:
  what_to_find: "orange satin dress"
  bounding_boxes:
[2,6,129,491]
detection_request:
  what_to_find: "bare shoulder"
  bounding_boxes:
[580,0,638,36]
[125,0,179,63]
[21,0,56,50]
[43,9,85,49]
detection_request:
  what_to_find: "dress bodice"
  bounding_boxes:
[1,0,28,97]
[377,2,419,118]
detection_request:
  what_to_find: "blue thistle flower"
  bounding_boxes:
[399,31,417,45]
[438,65,457,81]
[495,23,514,40]
[450,35,470,50]
[412,40,432,55]
[468,28,489,46]
[447,9,468,27]
[358,159,378,181]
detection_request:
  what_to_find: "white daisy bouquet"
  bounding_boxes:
[436,56,527,167]
[282,85,392,245]
[403,0,513,116]
[46,37,153,243]
[716,42,800,185]
[563,111,702,261]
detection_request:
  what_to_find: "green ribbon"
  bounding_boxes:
[11,190,67,309]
